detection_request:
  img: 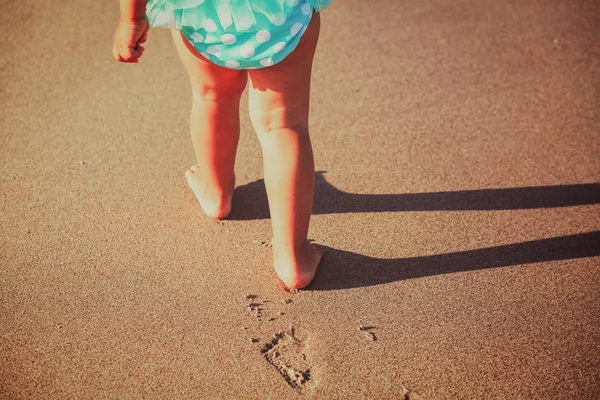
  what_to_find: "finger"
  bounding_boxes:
[116,47,136,63]
[121,46,144,63]
[120,45,136,61]
[139,31,148,44]
[113,46,125,62]
[129,47,144,62]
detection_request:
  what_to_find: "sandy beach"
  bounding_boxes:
[1,0,599,398]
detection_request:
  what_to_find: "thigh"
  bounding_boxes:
[171,30,248,101]
[247,11,321,132]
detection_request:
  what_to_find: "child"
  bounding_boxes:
[113,0,333,289]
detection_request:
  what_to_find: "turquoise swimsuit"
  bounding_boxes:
[146,0,333,70]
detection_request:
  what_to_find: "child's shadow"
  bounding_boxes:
[228,171,600,290]
[230,171,600,219]
[310,231,600,290]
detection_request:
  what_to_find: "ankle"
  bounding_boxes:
[272,239,309,259]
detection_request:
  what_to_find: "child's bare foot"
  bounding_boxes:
[185,165,235,219]
[273,241,325,290]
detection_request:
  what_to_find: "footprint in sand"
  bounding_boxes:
[261,326,313,394]
[243,295,313,393]
[243,297,420,397]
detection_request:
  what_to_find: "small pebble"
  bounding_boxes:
[79,161,86,165]
[282,299,293,304]
[553,38,559,44]
[268,317,276,322]
[251,338,260,343]
[245,294,257,300]
[277,311,284,316]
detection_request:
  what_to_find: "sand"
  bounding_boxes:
[1,0,599,398]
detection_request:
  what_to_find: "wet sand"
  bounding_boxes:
[1,0,599,398]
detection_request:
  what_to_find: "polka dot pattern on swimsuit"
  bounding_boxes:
[180,0,313,70]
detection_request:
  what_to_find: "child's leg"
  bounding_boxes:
[171,30,248,219]
[247,12,323,289]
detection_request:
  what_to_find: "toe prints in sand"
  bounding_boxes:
[358,324,377,341]
[244,294,290,322]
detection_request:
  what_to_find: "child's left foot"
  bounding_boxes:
[185,165,235,219]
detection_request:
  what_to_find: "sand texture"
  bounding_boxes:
[1,0,600,398]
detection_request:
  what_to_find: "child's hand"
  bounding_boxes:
[113,18,149,63]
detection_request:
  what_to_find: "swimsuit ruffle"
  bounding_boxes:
[146,0,332,32]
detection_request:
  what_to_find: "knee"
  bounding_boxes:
[249,106,309,135]
[191,73,247,103]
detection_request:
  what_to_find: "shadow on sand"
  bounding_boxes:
[310,231,600,290]
[229,171,600,290]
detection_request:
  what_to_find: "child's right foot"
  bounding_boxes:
[185,165,235,220]
[273,241,325,290]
